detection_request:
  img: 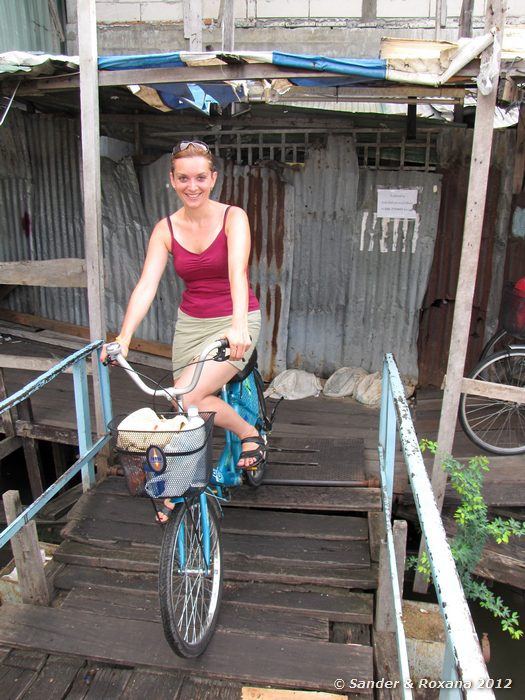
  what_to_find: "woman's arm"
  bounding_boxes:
[225,206,253,361]
[103,222,170,359]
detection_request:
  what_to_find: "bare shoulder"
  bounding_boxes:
[225,205,249,229]
[150,215,174,250]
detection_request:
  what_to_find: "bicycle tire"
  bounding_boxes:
[158,496,223,657]
[459,349,525,455]
[480,328,522,361]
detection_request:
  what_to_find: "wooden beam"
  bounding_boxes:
[374,520,407,634]
[0,259,87,287]
[274,85,464,104]
[0,308,171,358]
[78,0,106,439]
[15,420,80,446]
[461,376,525,403]
[3,490,51,606]
[415,0,507,594]
[0,355,93,375]
[17,399,45,499]
[0,436,22,460]
[513,103,525,195]
[0,367,16,437]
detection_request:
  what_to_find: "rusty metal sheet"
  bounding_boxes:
[418,129,515,386]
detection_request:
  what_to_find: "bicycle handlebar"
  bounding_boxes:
[104,338,229,402]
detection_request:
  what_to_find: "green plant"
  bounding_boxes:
[408,439,525,640]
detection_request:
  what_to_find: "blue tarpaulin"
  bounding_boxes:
[96,50,388,114]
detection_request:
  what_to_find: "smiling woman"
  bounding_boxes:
[100,139,265,518]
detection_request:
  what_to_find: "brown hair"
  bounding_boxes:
[171,141,216,173]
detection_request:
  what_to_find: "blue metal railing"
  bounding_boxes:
[0,341,112,549]
[379,353,493,699]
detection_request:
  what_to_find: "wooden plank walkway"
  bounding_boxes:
[0,472,378,697]
[0,333,382,696]
[1,327,524,696]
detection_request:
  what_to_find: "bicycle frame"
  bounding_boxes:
[177,492,211,572]
[106,338,267,657]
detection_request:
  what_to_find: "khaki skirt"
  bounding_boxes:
[172,308,262,379]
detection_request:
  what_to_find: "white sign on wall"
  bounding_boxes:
[377,188,418,219]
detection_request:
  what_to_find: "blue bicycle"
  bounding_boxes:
[106,339,272,657]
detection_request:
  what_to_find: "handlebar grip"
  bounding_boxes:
[105,341,121,355]
[103,341,123,366]
[218,338,230,349]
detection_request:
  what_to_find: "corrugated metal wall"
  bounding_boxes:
[417,128,516,385]
[0,0,63,53]
[0,110,150,337]
[0,109,516,385]
[287,135,441,380]
[139,155,294,378]
[0,109,35,312]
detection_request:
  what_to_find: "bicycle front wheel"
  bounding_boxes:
[158,496,223,657]
[459,349,525,455]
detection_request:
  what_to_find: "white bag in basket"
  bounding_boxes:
[117,407,159,432]
[117,409,189,451]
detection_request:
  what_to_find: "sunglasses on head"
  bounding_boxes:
[173,140,210,155]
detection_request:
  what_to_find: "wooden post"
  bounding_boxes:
[414,0,506,594]
[51,443,68,478]
[3,490,50,605]
[513,103,525,194]
[0,368,16,439]
[459,0,475,38]
[375,520,408,633]
[18,399,44,499]
[78,0,109,470]
[183,0,202,51]
[222,0,235,51]
[0,368,22,460]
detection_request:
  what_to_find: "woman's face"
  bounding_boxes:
[170,156,217,208]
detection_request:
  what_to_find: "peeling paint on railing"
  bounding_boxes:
[379,353,494,698]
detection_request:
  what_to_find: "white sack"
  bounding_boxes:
[354,371,382,407]
[323,366,368,398]
[264,369,322,400]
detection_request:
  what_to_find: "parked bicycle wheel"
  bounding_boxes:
[158,495,223,657]
[459,349,525,455]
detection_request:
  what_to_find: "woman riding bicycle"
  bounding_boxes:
[101,140,265,489]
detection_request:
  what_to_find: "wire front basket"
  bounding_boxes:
[502,283,525,338]
[109,412,215,498]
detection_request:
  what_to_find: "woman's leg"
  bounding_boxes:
[157,357,264,523]
[175,359,261,467]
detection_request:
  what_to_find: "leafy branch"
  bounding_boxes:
[408,439,524,640]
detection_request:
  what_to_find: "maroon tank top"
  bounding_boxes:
[167,206,259,319]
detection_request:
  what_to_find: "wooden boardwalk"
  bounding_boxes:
[0,334,383,697]
[0,326,524,697]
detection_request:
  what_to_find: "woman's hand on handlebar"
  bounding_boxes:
[100,338,130,365]
[223,325,251,362]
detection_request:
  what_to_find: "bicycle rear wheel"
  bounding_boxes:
[480,328,522,361]
[158,495,223,657]
[459,349,525,455]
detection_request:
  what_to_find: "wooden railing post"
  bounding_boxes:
[2,490,50,606]
[375,519,408,633]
